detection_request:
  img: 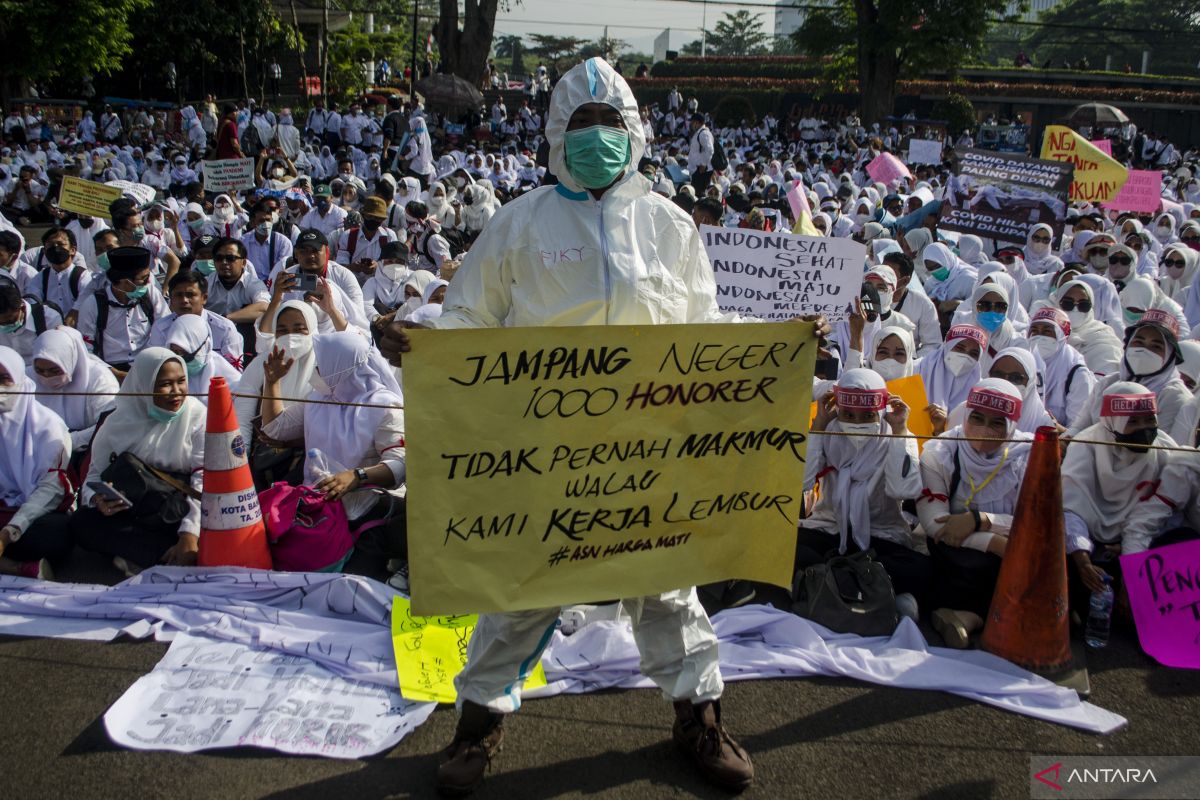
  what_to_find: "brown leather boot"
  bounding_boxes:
[672,699,754,792]
[435,701,505,797]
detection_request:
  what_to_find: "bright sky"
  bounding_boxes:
[492,0,778,56]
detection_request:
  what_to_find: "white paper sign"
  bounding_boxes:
[701,224,867,321]
[104,632,435,758]
[104,180,157,207]
[202,158,256,193]
[907,139,943,165]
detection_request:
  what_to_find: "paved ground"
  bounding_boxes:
[3,550,1199,800]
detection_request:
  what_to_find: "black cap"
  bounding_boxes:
[295,228,328,249]
[192,234,219,252]
[690,112,704,122]
[106,246,152,276]
[380,241,407,260]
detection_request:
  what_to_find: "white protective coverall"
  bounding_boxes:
[430,57,730,713]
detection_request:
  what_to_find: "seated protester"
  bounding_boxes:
[241,199,294,281]
[200,236,269,327]
[235,301,316,486]
[460,183,497,240]
[1158,243,1197,307]
[147,270,243,368]
[143,203,183,257]
[883,252,942,357]
[918,324,987,433]
[1073,273,1125,337]
[266,229,369,334]
[922,242,977,321]
[66,229,122,328]
[1177,340,1200,394]
[946,347,1056,433]
[1120,276,1189,339]
[0,230,37,293]
[1048,279,1124,378]
[1104,244,1139,294]
[1029,308,1094,429]
[405,200,453,273]
[334,196,399,281]
[109,198,180,284]
[952,267,1029,334]
[863,265,916,342]
[0,346,73,578]
[19,226,89,273]
[918,379,1032,648]
[209,193,248,239]
[75,246,169,377]
[180,203,210,253]
[1023,222,1063,276]
[364,241,414,334]
[29,328,118,451]
[165,314,241,403]
[299,184,349,238]
[406,278,449,325]
[26,227,92,314]
[800,369,928,616]
[1068,309,1191,438]
[70,348,205,573]
[425,181,459,229]
[956,283,1025,369]
[863,326,914,382]
[397,271,436,322]
[0,280,62,365]
[183,233,219,274]
[259,332,407,583]
[1063,385,1185,613]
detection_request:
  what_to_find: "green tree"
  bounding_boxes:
[578,36,628,64]
[680,39,704,57]
[794,0,1009,123]
[0,0,149,101]
[494,34,527,74]
[703,10,771,56]
[528,34,588,74]
[1020,0,1200,76]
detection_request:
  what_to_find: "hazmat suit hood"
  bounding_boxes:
[546,57,647,195]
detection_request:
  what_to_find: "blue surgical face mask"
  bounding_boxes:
[931,266,950,281]
[131,226,145,242]
[123,283,150,301]
[96,252,111,272]
[563,125,631,190]
[148,403,183,423]
[0,311,24,334]
[977,311,1006,332]
[192,259,216,276]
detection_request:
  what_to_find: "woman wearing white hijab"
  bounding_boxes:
[961,346,1055,433]
[1119,276,1189,338]
[1063,384,1180,607]
[210,193,246,239]
[397,271,436,322]
[425,182,458,229]
[234,300,317,449]
[1068,309,1191,438]
[921,242,977,307]
[405,279,448,326]
[918,324,988,416]
[953,267,1029,333]
[1028,307,1093,428]
[956,234,987,268]
[918,378,1033,647]
[1022,223,1062,275]
[1054,279,1124,377]
[1150,212,1178,248]
[956,282,1024,368]
[460,183,497,237]
[363,241,414,327]
[165,314,241,403]
[0,346,72,578]
[1176,340,1200,394]
[72,348,206,571]
[1160,243,1198,308]
[864,325,915,382]
[801,369,927,614]
[28,328,118,450]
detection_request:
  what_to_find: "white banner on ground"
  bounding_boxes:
[701,224,866,321]
[104,632,435,758]
[202,158,256,193]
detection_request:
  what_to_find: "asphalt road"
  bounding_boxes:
[3,551,1199,800]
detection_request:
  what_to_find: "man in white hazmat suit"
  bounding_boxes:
[382,58,760,796]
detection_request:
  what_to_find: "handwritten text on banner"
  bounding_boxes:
[1122,540,1200,669]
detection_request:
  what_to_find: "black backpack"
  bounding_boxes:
[92,289,157,363]
[710,132,729,172]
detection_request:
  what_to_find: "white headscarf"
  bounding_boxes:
[28,327,117,432]
[822,369,892,553]
[1177,339,1200,392]
[918,324,987,410]
[1159,243,1198,305]
[304,333,403,474]
[398,271,436,321]
[988,346,1055,433]
[1023,223,1062,275]
[866,326,915,380]
[1029,307,1090,424]
[0,346,71,507]
[922,242,977,302]
[955,266,1030,333]
[165,314,241,401]
[957,234,987,267]
[241,301,317,413]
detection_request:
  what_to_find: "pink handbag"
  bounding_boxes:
[259,482,356,573]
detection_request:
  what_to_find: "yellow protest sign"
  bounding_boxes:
[1040,125,1128,204]
[57,176,123,219]
[390,596,546,703]
[808,373,933,451]
[403,322,817,616]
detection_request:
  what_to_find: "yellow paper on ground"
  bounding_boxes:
[57,176,123,218]
[808,374,932,451]
[404,322,817,616]
[1040,125,1128,204]
[391,596,547,703]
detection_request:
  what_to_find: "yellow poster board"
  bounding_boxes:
[1040,125,1128,204]
[390,596,547,703]
[57,176,123,219]
[403,322,818,616]
[809,374,933,451]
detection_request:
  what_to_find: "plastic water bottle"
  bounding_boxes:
[304,449,331,487]
[1085,577,1114,649]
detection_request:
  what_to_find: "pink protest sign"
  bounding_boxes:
[786,180,811,221]
[1121,540,1200,668]
[1103,169,1163,214]
[866,152,912,185]
[1090,139,1112,156]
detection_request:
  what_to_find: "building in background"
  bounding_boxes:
[1006,0,1065,22]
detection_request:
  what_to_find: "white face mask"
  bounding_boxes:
[839,420,880,450]
[276,333,312,360]
[215,205,234,221]
[309,370,331,395]
[1156,225,1172,240]
[1030,334,1060,360]
[872,357,906,381]
[944,350,977,376]
[0,388,15,413]
[1066,309,1091,331]
[1125,346,1165,376]
[1029,241,1050,256]
[37,371,70,390]
[877,289,893,314]
[1089,253,1108,271]
[146,219,163,233]
[272,168,285,179]
[381,263,407,282]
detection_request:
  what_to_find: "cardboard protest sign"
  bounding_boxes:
[1090,139,1113,156]
[58,176,123,218]
[1103,169,1163,214]
[404,322,817,615]
[1121,540,1200,669]
[866,152,912,185]
[104,180,157,207]
[942,149,1074,247]
[203,158,256,193]
[907,139,943,166]
[701,225,866,321]
[1040,125,1128,203]
[786,179,811,221]
[391,596,546,702]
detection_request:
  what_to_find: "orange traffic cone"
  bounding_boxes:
[980,425,1073,674]
[197,377,273,569]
